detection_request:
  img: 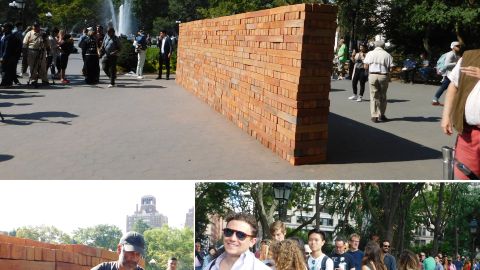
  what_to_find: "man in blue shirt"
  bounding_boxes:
[346,233,364,270]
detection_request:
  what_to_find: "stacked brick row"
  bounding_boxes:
[0,234,132,270]
[176,4,337,165]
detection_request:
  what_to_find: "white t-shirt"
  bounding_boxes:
[447,58,480,126]
[308,254,334,270]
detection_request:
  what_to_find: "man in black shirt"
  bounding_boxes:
[91,231,145,270]
[330,237,355,270]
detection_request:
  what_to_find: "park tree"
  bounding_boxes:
[144,226,193,270]
[16,225,72,244]
[132,219,151,235]
[72,224,122,251]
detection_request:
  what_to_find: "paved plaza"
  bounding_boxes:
[0,54,455,179]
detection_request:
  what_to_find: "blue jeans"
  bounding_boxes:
[433,76,451,101]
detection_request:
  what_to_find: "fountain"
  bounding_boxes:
[105,0,133,35]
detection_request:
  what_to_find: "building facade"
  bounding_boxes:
[126,195,168,231]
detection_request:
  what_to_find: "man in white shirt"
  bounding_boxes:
[441,49,480,179]
[307,228,334,270]
[363,40,393,123]
[206,212,270,270]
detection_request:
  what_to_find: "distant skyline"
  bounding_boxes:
[0,180,194,235]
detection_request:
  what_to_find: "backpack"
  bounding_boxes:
[435,52,449,75]
[320,255,329,270]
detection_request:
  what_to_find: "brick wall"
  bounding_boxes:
[0,234,144,270]
[176,4,337,165]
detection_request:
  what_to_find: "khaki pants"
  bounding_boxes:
[368,73,390,117]
[28,49,48,82]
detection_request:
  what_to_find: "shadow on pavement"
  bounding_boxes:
[387,99,410,103]
[2,111,79,125]
[0,154,14,162]
[389,116,441,122]
[0,102,33,108]
[331,88,347,92]
[327,113,441,163]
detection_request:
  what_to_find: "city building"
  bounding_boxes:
[185,207,194,228]
[126,195,168,231]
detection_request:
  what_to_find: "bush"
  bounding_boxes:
[143,47,177,74]
[116,37,137,73]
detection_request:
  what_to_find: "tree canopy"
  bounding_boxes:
[72,224,123,251]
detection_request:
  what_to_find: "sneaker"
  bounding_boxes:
[137,76,144,79]
[22,72,29,77]
[348,95,357,100]
[432,99,440,106]
[356,96,363,102]
[107,84,114,88]
[61,79,69,84]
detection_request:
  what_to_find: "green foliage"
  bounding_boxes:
[144,47,159,73]
[144,226,193,270]
[132,219,152,235]
[72,224,122,251]
[117,37,137,73]
[16,225,72,244]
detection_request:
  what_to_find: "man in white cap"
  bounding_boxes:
[363,40,393,123]
[91,231,145,270]
[432,41,461,105]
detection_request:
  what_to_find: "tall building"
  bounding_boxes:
[126,195,168,232]
[185,207,194,228]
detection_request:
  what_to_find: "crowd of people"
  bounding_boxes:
[0,21,174,88]
[196,212,480,270]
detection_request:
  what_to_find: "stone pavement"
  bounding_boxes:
[0,54,454,179]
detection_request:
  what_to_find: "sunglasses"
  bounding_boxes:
[223,228,254,241]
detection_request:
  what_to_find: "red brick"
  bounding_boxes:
[0,258,55,270]
[26,246,35,261]
[0,243,11,259]
[42,248,55,262]
[11,245,26,260]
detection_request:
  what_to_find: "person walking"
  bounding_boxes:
[156,30,173,80]
[441,48,480,179]
[363,40,393,123]
[350,43,368,102]
[56,30,74,84]
[1,23,22,87]
[100,27,121,88]
[432,41,461,105]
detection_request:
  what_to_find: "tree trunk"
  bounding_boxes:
[251,183,275,239]
[315,183,321,230]
[432,182,445,255]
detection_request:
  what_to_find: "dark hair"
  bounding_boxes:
[308,228,326,241]
[362,241,387,270]
[169,257,177,261]
[398,250,419,270]
[225,212,258,236]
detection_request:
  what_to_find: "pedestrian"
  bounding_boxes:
[398,250,420,270]
[361,241,386,270]
[423,253,436,270]
[195,241,204,270]
[381,240,396,270]
[134,29,148,79]
[23,22,49,87]
[435,255,444,270]
[440,48,480,179]
[307,228,334,270]
[270,220,286,242]
[347,233,364,270]
[271,239,308,270]
[90,231,144,270]
[47,27,59,81]
[56,30,74,84]
[205,212,270,270]
[0,22,22,87]
[202,246,217,270]
[432,41,461,105]
[100,27,121,88]
[330,237,355,270]
[12,21,24,82]
[20,25,31,77]
[156,30,173,80]
[363,40,393,123]
[350,43,368,102]
[78,27,89,76]
[335,38,348,80]
[81,29,100,84]
[167,257,178,270]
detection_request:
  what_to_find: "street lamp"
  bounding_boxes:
[469,219,478,261]
[45,12,52,28]
[8,0,25,24]
[272,183,292,222]
[148,258,157,270]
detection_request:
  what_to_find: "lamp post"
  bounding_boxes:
[45,12,52,28]
[148,258,157,270]
[272,183,293,222]
[470,219,478,261]
[8,0,25,25]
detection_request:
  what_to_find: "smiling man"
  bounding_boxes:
[207,212,270,270]
[91,231,145,270]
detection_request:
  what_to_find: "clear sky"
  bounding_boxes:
[0,180,195,235]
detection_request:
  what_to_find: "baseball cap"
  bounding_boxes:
[451,41,460,49]
[119,231,145,255]
[87,27,93,31]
